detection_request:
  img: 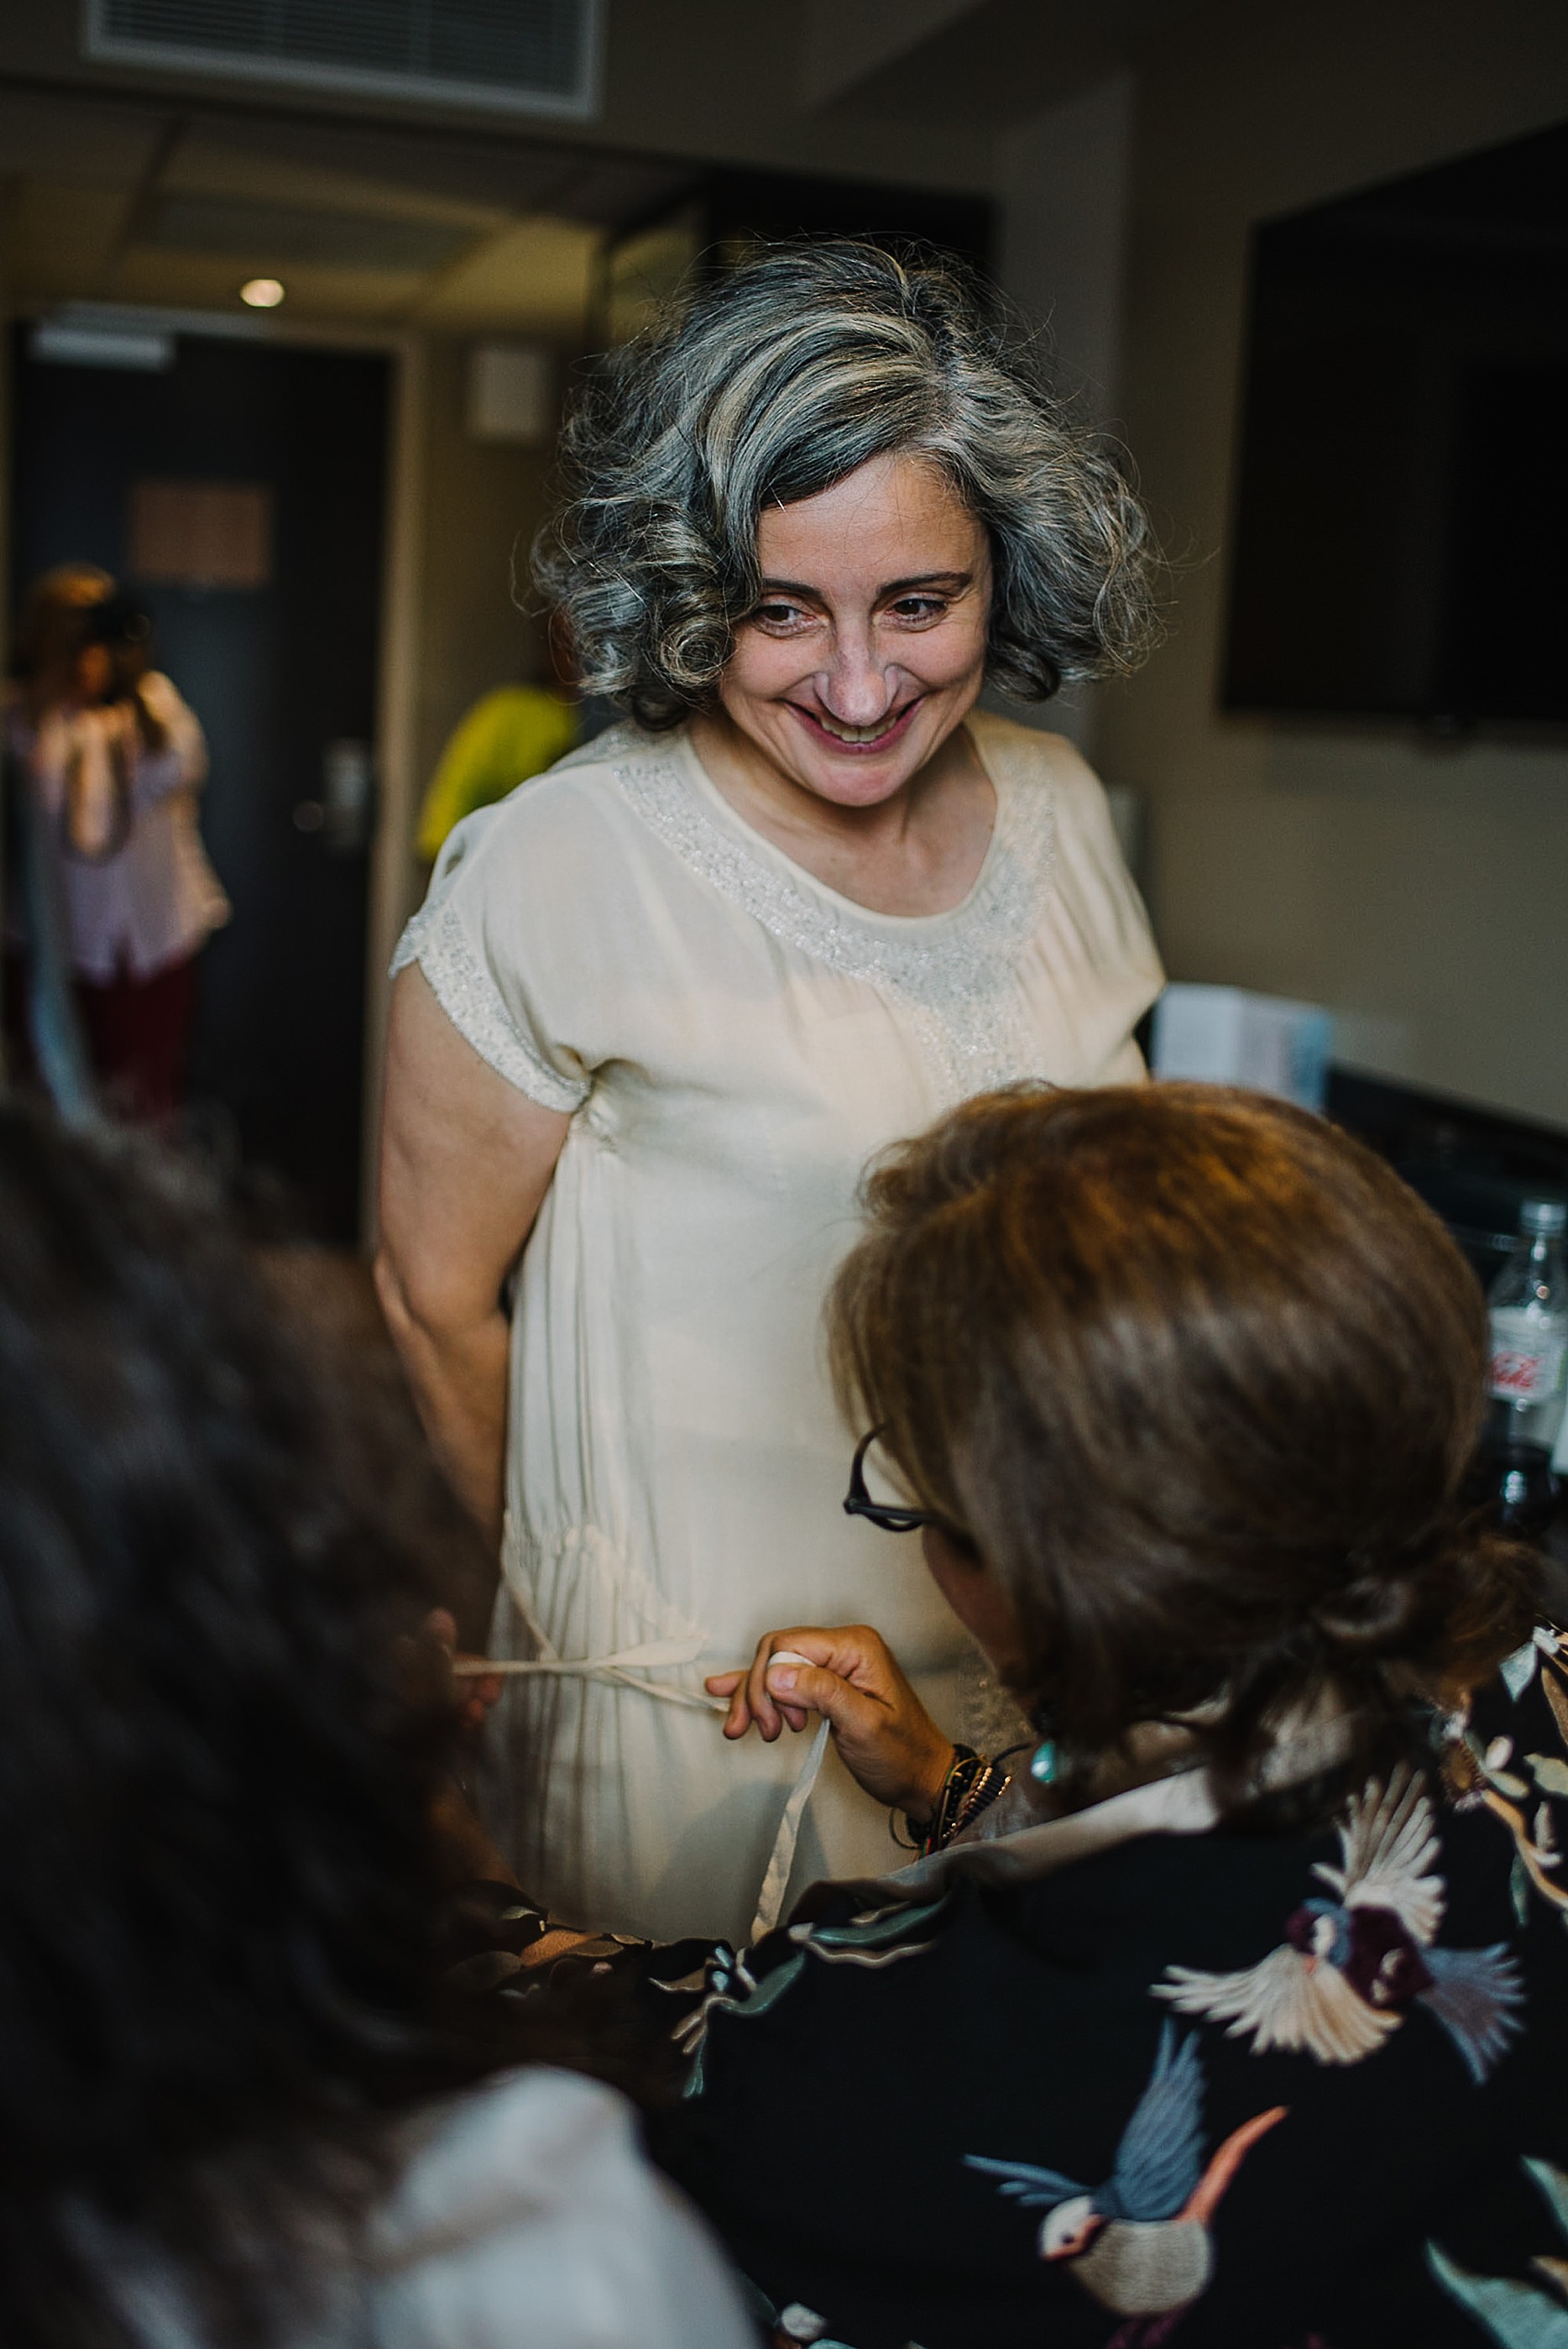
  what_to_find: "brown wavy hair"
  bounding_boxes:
[828,1084,1536,1804]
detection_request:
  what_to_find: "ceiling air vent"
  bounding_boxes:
[82,0,602,121]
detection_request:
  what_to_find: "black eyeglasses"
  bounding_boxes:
[842,1429,947,1536]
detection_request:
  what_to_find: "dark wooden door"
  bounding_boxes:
[9,328,389,1240]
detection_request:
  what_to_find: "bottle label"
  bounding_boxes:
[1489,1309,1568,1406]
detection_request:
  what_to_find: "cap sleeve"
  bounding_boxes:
[1037,733,1160,989]
[390,789,597,1115]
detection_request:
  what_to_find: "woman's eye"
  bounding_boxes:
[888,597,947,623]
[754,601,809,629]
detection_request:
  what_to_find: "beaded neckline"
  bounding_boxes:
[604,714,1059,1101]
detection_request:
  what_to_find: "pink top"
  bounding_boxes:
[7,674,230,982]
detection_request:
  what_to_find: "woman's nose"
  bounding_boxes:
[818,634,895,726]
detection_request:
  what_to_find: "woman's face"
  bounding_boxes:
[74,646,113,705]
[718,450,992,809]
[921,1524,1029,1682]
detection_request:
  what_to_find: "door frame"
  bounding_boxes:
[2,300,426,1244]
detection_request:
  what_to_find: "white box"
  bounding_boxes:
[1150,984,1334,1110]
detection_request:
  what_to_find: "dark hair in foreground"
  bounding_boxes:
[534,238,1158,729]
[829,1085,1537,1805]
[0,1104,457,2346]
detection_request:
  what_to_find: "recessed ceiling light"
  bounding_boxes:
[240,278,285,309]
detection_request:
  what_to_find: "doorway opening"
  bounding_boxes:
[11,326,389,1239]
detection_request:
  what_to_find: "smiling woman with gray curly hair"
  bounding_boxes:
[377,239,1168,1951]
[535,241,1157,724]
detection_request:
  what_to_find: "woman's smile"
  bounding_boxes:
[786,694,924,753]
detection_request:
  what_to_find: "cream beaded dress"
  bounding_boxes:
[393,712,1162,1944]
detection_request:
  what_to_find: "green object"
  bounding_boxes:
[1513,1851,1532,1926]
[1526,2157,1568,2245]
[1427,2159,1568,2346]
[1426,2243,1568,2346]
[415,685,579,862]
[1029,1738,1059,1785]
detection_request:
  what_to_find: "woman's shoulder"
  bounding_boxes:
[968,708,1132,864]
[427,720,680,884]
[369,2066,750,2348]
[374,2065,634,2247]
[968,706,1101,793]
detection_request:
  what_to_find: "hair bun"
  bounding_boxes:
[1310,1560,1427,1654]
[1309,1511,1487,1653]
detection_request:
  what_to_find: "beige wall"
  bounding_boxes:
[412,336,558,794]
[1098,0,1568,1122]
[998,73,1132,425]
[995,75,1134,761]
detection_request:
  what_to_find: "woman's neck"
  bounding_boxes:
[687,706,996,918]
[1029,1686,1368,1822]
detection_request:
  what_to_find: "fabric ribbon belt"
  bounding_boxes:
[749,1706,830,1942]
[467,1633,727,1713]
[457,1628,831,1941]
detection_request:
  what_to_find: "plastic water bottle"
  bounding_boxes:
[1484,1199,1568,1536]
[1489,1202,1568,1438]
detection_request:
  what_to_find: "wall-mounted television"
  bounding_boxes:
[1222,121,1568,730]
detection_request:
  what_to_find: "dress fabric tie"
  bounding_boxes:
[464,1586,833,1941]
[473,1634,726,1710]
[748,1714,831,1942]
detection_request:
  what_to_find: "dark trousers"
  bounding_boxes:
[5,948,199,1124]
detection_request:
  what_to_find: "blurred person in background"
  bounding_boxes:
[1,561,107,1115]
[0,1097,750,2349]
[3,567,229,1123]
[413,616,584,869]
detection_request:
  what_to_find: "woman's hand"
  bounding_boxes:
[707,1626,956,1821]
[429,1774,519,1889]
[424,1606,503,1735]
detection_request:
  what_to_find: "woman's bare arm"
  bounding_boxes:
[375,966,572,1545]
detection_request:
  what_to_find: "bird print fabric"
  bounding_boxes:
[1428,2155,1568,2346]
[967,2022,1287,2319]
[1154,1765,1525,2082]
[653,1631,1568,2349]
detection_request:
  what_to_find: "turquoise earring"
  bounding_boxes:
[1029,1738,1059,1785]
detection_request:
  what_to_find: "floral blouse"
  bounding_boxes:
[641,1631,1568,2349]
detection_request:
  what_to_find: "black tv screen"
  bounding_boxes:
[1223,121,1568,728]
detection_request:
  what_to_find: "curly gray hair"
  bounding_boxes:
[532,241,1159,732]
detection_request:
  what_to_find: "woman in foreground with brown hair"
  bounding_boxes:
[656,1085,1568,2349]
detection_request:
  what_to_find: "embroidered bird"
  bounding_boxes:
[966,2021,1287,2319]
[1156,1766,1524,2082]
